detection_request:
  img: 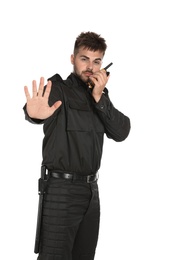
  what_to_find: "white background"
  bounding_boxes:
[0,0,173,259]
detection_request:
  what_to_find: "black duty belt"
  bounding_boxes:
[49,171,99,183]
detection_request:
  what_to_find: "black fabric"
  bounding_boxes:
[23,73,130,175]
[37,178,100,260]
[23,72,131,259]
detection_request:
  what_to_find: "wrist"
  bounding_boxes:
[92,93,102,103]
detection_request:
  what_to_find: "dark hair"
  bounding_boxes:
[73,31,107,56]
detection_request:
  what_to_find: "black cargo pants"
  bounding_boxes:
[37,176,100,260]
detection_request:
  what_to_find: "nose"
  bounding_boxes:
[86,61,93,71]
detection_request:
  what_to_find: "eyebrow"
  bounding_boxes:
[80,55,102,61]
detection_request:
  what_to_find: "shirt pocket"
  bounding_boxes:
[67,100,91,131]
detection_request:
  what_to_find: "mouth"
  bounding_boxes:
[84,71,93,77]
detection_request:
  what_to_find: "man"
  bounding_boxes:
[23,31,131,260]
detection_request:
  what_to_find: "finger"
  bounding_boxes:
[99,69,107,79]
[32,80,38,97]
[24,86,31,100]
[53,100,62,109]
[89,76,97,85]
[97,70,108,84]
[37,77,45,97]
[43,80,52,99]
[50,100,62,113]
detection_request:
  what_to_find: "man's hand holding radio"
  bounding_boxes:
[90,69,110,102]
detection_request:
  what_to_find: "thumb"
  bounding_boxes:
[49,100,62,116]
[52,100,62,111]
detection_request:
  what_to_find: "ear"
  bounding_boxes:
[71,54,74,65]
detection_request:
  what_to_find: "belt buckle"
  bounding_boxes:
[87,175,92,183]
[87,174,96,183]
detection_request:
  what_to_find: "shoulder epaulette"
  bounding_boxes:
[47,73,63,83]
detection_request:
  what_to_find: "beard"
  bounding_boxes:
[73,65,93,84]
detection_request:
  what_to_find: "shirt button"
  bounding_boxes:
[100,105,104,109]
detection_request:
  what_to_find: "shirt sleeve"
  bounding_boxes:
[94,91,131,142]
[23,104,45,124]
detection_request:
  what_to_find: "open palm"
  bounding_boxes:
[24,77,62,119]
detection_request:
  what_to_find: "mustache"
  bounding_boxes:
[84,69,93,73]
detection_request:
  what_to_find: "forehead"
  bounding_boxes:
[77,47,104,60]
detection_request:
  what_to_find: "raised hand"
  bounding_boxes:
[24,77,62,119]
[89,69,109,102]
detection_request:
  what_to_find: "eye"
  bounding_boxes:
[94,60,101,65]
[81,57,87,61]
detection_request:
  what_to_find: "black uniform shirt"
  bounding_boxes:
[23,73,130,175]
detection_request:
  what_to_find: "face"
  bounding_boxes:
[71,47,104,83]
